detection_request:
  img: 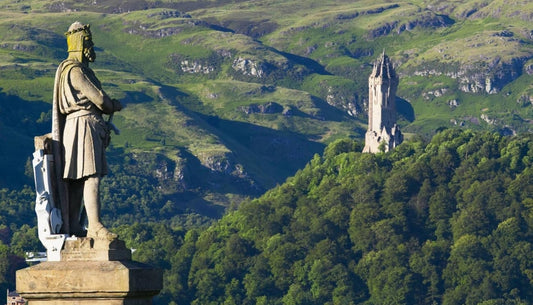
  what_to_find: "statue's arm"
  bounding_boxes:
[70,67,121,114]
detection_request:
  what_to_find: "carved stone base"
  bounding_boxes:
[61,236,132,261]
[16,260,162,305]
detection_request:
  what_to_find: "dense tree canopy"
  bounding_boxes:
[169,129,533,304]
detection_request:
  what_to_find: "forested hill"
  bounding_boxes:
[168,129,533,305]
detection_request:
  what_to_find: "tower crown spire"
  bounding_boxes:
[371,51,396,80]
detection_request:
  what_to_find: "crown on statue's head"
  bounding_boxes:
[65,22,92,52]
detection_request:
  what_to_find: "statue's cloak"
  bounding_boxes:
[51,60,79,234]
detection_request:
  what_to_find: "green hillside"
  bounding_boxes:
[165,129,533,304]
[1,0,533,206]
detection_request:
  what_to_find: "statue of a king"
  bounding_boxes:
[52,21,122,240]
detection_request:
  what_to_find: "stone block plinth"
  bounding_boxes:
[61,237,132,261]
[16,260,162,305]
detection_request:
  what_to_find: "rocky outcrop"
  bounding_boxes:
[335,4,400,20]
[368,10,454,38]
[410,56,531,94]
[231,52,316,82]
[147,10,192,19]
[172,157,190,189]
[123,149,260,194]
[47,2,76,12]
[517,94,533,106]
[124,152,190,191]
[0,43,36,52]
[239,102,283,115]
[197,151,234,174]
[481,113,497,125]
[168,52,222,75]
[423,88,449,100]
[448,99,459,108]
[123,19,208,38]
[456,58,525,94]
[525,64,533,75]
[194,150,259,192]
[180,60,215,74]
[232,57,267,77]
[195,150,249,178]
[326,86,360,116]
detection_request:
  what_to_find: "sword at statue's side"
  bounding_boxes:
[107,112,120,135]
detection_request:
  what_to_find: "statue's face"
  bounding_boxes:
[83,36,96,62]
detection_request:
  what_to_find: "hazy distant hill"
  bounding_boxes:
[1,0,532,213]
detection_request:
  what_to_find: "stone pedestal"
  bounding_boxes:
[61,236,132,262]
[16,237,162,305]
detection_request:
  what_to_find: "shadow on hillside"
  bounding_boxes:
[309,96,356,122]
[277,50,331,76]
[204,17,279,39]
[200,113,326,188]
[156,84,328,188]
[122,90,153,104]
[0,90,50,188]
[397,97,415,122]
[105,146,228,220]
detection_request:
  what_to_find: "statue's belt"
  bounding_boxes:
[65,109,103,120]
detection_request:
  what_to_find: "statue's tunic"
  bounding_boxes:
[54,59,114,180]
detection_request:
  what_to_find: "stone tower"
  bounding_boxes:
[363,51,403,153]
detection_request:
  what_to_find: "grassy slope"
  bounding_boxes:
[0,8,337,209]
[0,0,532,207]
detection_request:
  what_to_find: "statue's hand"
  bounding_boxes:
[112,99,123,112]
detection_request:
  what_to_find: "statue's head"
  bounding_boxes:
[65,22,95,63]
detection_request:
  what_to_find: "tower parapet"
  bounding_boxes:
[363,52,403,153]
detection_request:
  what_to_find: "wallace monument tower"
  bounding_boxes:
[363,52,403,153]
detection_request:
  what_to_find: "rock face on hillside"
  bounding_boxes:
[410,55,531,94]
[326,86,360,116]
[196,151,236,174]
[122,149,261,195]
[368,9,454,38]
[232,57,267,77]
[124,152,190,192]
[239,102,283,114]
[405,29,532,95]
[195,150,262,193]
[456,58,527,94]
[180,60,215,74]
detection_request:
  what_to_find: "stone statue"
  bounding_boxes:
[51,21,122,240]
[19,23,160,305]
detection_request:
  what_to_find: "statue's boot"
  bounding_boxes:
[87,222,117,241]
